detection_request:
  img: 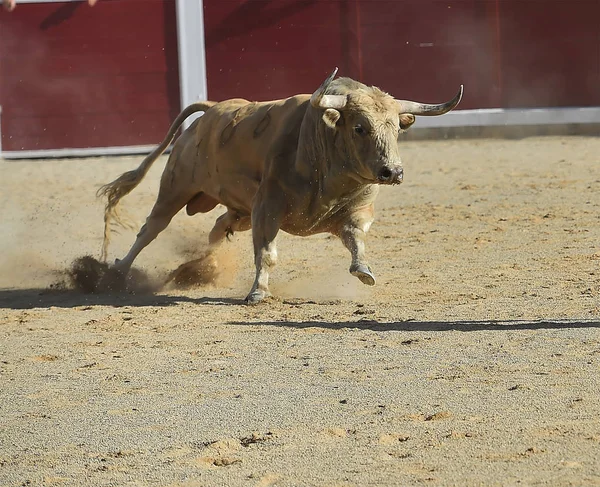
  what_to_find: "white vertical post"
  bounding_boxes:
[0,106,3,155]
[175,0,208,128]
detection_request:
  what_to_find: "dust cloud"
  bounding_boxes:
[66,247,238,295]
[0,249,57,290]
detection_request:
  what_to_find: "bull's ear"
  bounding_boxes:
[323,108,341,129]
[399,113,416,131]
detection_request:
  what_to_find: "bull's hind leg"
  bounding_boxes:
[113,191,192,275]
[162,208,252,288]
[208,209,252,246]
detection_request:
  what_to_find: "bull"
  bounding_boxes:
[98,69,462,303]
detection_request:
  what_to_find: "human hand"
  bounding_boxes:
[2,0,16,12]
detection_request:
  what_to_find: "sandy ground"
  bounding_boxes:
[1,136,599,487]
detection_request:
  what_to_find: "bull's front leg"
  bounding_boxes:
[245,188,285,304]
[338,209,376,286]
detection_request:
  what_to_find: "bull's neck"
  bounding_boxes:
[295,114,363,202]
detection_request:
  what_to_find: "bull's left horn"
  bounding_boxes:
[310,67,347,109]
[397,85,463,116]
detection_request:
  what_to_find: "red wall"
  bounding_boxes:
[498,0,600,108]
[1,0,598,153]
[0,0,180,151]
[204,0,360,104]
[204,0,600,109]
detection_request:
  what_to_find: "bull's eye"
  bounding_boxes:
[354,124,366,136]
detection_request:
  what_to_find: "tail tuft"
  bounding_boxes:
[96,100,217,262]
[97,170,141,261]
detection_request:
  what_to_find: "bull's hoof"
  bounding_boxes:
[244,289,271,305]
[350,264,376,286]
[112,258,127,273]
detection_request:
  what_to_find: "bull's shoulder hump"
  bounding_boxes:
[283,94,311,106]
[213,98,252,110]
[264,95,311,118]
[212,94,310,111]
[255,94,311,107]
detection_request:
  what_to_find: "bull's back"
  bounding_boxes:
[203,95,309,161]
[191,95,309,211]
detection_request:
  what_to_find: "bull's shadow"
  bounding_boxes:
[0,288,242,310]
[2,289,598,332]
[228,318,600,332]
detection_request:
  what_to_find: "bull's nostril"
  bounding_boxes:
[379,167,393,181]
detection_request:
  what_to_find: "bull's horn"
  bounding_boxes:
[396,85,463,116]
[310,67,347,109]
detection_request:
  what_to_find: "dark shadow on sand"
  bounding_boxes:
[0,288,243,310]
[228,319,600,332]
[3,288,597,333]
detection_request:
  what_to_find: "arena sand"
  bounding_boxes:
[1,136,599,486]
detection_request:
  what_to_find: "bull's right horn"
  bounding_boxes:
[310,67,347,109]
[396,85,463,116]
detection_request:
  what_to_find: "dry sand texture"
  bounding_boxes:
[1,136,599,486]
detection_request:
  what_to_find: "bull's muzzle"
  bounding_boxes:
[378,166,403,184]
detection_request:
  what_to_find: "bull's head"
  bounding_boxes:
[310,68,463,185]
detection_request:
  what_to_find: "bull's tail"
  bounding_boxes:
[97,101,217,262]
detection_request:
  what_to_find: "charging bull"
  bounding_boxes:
[98,68,462,303]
